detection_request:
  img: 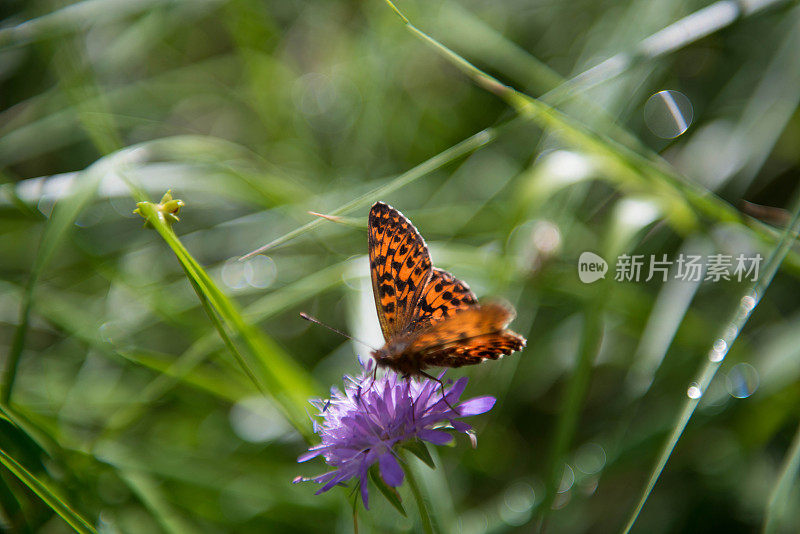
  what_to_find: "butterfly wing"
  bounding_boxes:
[411,268,478,331]
[368,202,433,339]
[408,302,522,352]
[423,331,527,368]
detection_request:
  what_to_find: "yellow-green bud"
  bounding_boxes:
[133,190,185,227]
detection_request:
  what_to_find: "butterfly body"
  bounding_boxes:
[371,336,426,377]
[368,202,526,376]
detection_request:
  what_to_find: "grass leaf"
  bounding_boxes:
[0,446,97,534]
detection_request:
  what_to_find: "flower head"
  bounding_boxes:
[295,360,496,508]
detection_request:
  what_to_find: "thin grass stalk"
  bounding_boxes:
[762,421,800,533]
[1,168,101,403]
[621,196,800,533]
[545,0,793,103]
[4,31,124,403]
[117,468,196,534]
[240,127,497,258]
[2,284,33,404]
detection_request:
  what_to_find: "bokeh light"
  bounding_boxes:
[644,90,694,138]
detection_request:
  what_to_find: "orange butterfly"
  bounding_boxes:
[367,202,526,380]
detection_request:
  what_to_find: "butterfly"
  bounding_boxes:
[368,201,526,382]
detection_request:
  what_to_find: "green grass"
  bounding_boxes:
[1,0,799,532]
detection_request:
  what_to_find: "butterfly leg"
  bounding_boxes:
[418,370,460,415]
[359,363,379,396]
[405,377,417,425]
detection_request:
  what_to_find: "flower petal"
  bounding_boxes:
[378,453,405,487]
[315,471,348,494]
[415,379,435,410]
[445,377,469,404]
[418,429,454,445]
[298,448,325,463]
[451,420,472,433]
[360,466,370,509]
[427,377,468,413]
[456,396,496,416]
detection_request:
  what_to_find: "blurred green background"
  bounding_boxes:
[2,0,800,532]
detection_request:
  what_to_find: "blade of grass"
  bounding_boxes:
[3,24,127,404]
[381,0,800,276]
[0,469,29,534]
[621,194,800,533]
[182,261,266,397]
[100,259,352,437]
[428,0,650,155]
[132,195,318,440]
[723,9,800,197]
[239,127,496,258]
[544,0,793,103]
[117,349,255,402]
[116,468,196,534]
[2,165,102,404]
[0,0,182,48]
[248,0,750,262]
[534,197,661,527]
[762,420,800,533]
[412,446,458,534]
[0,446,97,534]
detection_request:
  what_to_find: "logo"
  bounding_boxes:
[578,252,608,283]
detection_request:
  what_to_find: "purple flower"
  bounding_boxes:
[294,361,496,508]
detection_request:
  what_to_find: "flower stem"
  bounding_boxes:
[404,455,435,534]
[352,492,360,534]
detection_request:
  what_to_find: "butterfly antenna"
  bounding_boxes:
[299,313,378,352]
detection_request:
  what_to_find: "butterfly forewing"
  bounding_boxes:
[411,268,477,332]
[368,202,432,338]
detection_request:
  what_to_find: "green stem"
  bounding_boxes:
[405,456,435,534]
[352,492,360,534]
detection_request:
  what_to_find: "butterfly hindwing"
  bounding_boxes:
[408,302,515,352]
[368,202,432,338]
[423,331,527,368]
[411,268,477,331]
